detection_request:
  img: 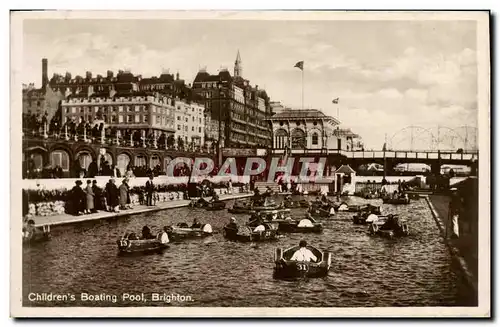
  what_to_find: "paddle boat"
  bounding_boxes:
[166,223,213,241]
[117,227,169,255]
[223,223,279,242]
[352,205,383,224]
[23,222,51,245]
[248,211,323,234]
[337,202,381,213]
[382,195,410,205]
[252,197,280,211]
[368,215,409,238]
[228,200,254,214]
[308,203,336,218]
[205,200,226,211]
[273,245,332,279]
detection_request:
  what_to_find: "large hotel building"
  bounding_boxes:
[192,51,273,148]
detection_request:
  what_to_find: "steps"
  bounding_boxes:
[254,181,280,193]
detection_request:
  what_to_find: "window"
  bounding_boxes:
[185,117,188,122]
[177,125,181,131]
[192,126,194,132]
[192,117,195,122]
[50,150,70,171]
[184,126,188,131]
[177,116,180,121]
[111,115,117,123]
[199,127,201,133]
[312,132,319,145]
[128,115,133,123]
[143,115,148,123]
[119,115,123,123]
[72,107,76,113]
[199,118,202,123]
[135,115,140,123]
[135,105,140,112]
[156,115,160,124]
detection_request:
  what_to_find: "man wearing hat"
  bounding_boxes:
[449,188,462,239]
[145,175,155,206]
[70,180,86,215]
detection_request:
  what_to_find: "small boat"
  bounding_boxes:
[167,223,213,241]
[276,218,323,234]
[223,223,279,242]
[253,198,280,211]
[352,205,383,224]
[248,212,323,234]
[228,200,254,214]
[23,225,51,245]
[337,202,380,213]
[382,197,410,205]
[368,215,409,238]
[117,232,169,255]
[308,204,335,217]
[273,245,331,279]
[205,200,226,211]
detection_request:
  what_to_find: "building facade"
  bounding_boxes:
[268,109,344,150]
[174,99,205,147]
[192,51,273,149]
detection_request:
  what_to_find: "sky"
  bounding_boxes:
[22,18,479,150]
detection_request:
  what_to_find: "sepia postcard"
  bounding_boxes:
[10,10,490,318]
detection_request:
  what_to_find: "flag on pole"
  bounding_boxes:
[294,61,304,70]
[332,98,339,104]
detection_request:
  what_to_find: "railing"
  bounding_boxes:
[22,125,216,154]
[270,148,479,160]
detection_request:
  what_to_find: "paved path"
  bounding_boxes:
[428,195,478,288]
[32,193,253,227]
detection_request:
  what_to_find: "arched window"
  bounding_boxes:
[77,151,93,170]
[50,150,70,171]
[274,129,288,149]
[164,156,172,173]
[311,132,319,145]
[291,128,306,149]
[117,153,131,175]
[135,155,146,167]
[150,155,160,169]
[28,152,44,170]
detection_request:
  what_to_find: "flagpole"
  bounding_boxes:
[301,67,304,110]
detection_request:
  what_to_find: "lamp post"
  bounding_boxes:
[217,79,223,167]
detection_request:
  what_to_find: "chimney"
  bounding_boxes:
[42,58,48,89]
[86,71,92,80]
[107,70,114,79]
[176,71,180,80]
[65,72,72,81]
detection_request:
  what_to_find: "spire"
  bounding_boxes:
[234,49,242,77]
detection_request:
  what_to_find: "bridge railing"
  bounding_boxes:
[270,148,478,161]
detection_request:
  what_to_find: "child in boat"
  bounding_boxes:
[141,226,155,239]
[226,217,238,230]
[380,214,400,231]
[291,240,317,262]
[191,218,202,228]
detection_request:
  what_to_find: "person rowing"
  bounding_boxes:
[291,240,317,262]
[380,214,400,231]
[226,217,238,231]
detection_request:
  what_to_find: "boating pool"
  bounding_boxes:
[22,196,475,307]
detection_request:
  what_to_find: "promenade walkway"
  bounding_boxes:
[32,193,252,227]
[428,194,478,302]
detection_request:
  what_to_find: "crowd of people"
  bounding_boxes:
[66,175,161,216]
